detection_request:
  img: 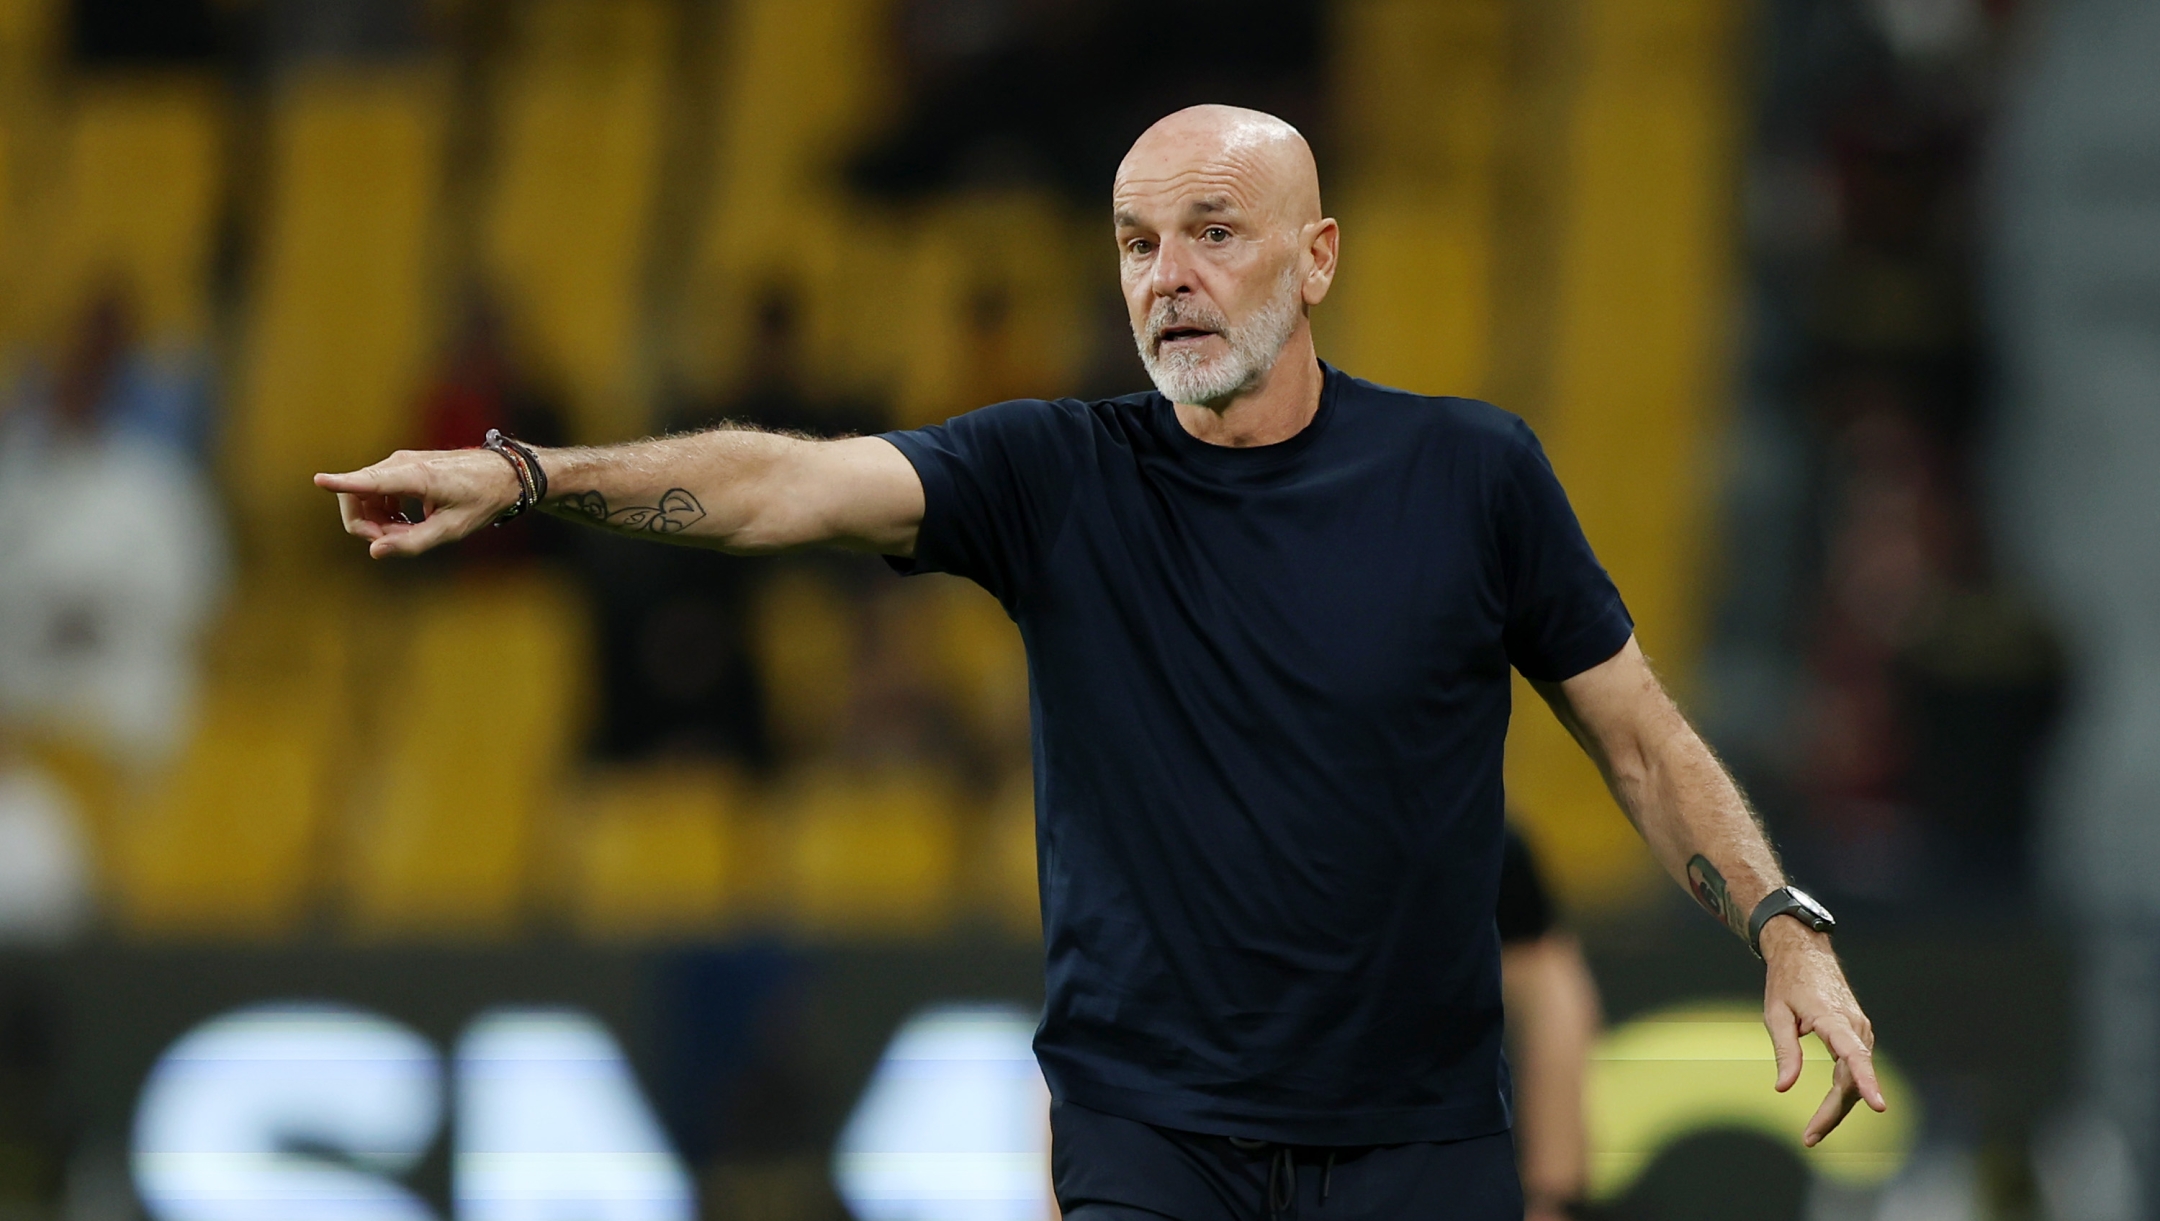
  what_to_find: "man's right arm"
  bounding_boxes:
[313,428,925,561]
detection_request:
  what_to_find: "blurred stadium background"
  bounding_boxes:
[0,0,2152,1218]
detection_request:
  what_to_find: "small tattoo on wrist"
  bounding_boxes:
[1687,854,1747,939]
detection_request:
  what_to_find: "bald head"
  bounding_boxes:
[1115,105,1323,228]
[1112,106,1339,412]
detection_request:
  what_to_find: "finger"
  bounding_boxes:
[368,518,437,559]
[368,505,481,559]
[336,492,398,539]
[1803,1059,1863,1147]
[1812,1015,1887,1112]
[1765,1001,1803,1093]
[361,518,421,559]
[316,466,424,499]
[335,492,369,535]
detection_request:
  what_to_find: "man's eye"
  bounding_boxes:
[1204,227,1231,242]
[1125,239,1153,255]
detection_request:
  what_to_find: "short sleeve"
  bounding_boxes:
[1496,823,1557,944]
[1497,421,1634,682]
[879,399,1087,608]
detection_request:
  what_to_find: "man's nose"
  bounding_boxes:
[1149,238,1196,297]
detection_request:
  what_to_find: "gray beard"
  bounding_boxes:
[1136,264,1304,408]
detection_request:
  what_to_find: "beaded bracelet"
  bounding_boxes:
[482,428,549,524]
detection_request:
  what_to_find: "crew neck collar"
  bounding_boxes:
[1155,361,1340,471]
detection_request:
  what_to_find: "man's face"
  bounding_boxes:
[1114,164,1307,408]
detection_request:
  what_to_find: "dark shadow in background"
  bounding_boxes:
[0,967,66,1218]
[851,0,1328,204]
[1596,1129,1809,1221]
[68,0,222,63]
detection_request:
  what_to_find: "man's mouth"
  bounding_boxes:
[1157,325,1217,347]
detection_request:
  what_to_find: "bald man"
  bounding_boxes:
[320,106,1882,1219]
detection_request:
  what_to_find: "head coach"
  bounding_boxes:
[321,105,1884,1220]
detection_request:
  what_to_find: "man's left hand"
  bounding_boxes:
[1760,918,1886,1146]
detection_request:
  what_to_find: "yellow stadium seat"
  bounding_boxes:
[676,0,897,400]
[344,573,590,939]
[0,6,36,355]
[479,0,670,444]
[0,0,49,56]
[773,763,962,939]
[1320,0,1507,398]
[889,190,1089,429]
[19,75,226,347]
[0,1,51,123]
[107,581,354,938]
[226,68,446,558]
[1505,0,1740,912]
[112,683,332,937]
[928,577,1028,752]
[564,763,747,941]
[750,566,861,755]
[977,768,1039,939]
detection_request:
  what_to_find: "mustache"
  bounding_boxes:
[1145,297,1228,350]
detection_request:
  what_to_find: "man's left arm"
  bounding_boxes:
[1529,634,1888,1146]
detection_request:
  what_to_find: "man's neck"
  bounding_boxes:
[1172,329,1324,448]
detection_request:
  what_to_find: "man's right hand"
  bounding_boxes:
[315,448,522,559]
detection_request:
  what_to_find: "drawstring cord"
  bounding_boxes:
[1267,1146,1295,1217]
[1248,1144,1339,1217]
[1235,1138,1340,1217]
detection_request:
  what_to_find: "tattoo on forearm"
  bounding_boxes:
[1686,854,1748,940]
[554,489,707,535]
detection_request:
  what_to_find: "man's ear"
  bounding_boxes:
[1303,218,1340,306]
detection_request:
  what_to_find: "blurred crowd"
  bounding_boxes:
[1703,0,2061,915]
[0,286,224,942]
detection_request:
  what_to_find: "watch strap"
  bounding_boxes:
[1747,885,1834,959]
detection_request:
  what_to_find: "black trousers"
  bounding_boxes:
[1052,1099,1524,1221]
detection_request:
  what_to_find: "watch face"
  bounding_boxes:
[1787,886,1835,927]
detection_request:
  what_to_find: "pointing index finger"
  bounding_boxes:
[314,466,419,497]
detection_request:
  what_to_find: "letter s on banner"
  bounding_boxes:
[132,1003,444,1221]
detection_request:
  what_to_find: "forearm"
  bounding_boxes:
[530,428,812,552]
[1539,640,1784,940]
[1612,712,1783,938]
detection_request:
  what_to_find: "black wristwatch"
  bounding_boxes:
[1747,885,1836,959]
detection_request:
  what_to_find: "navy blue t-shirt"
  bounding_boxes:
[880,363,1632,1146]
